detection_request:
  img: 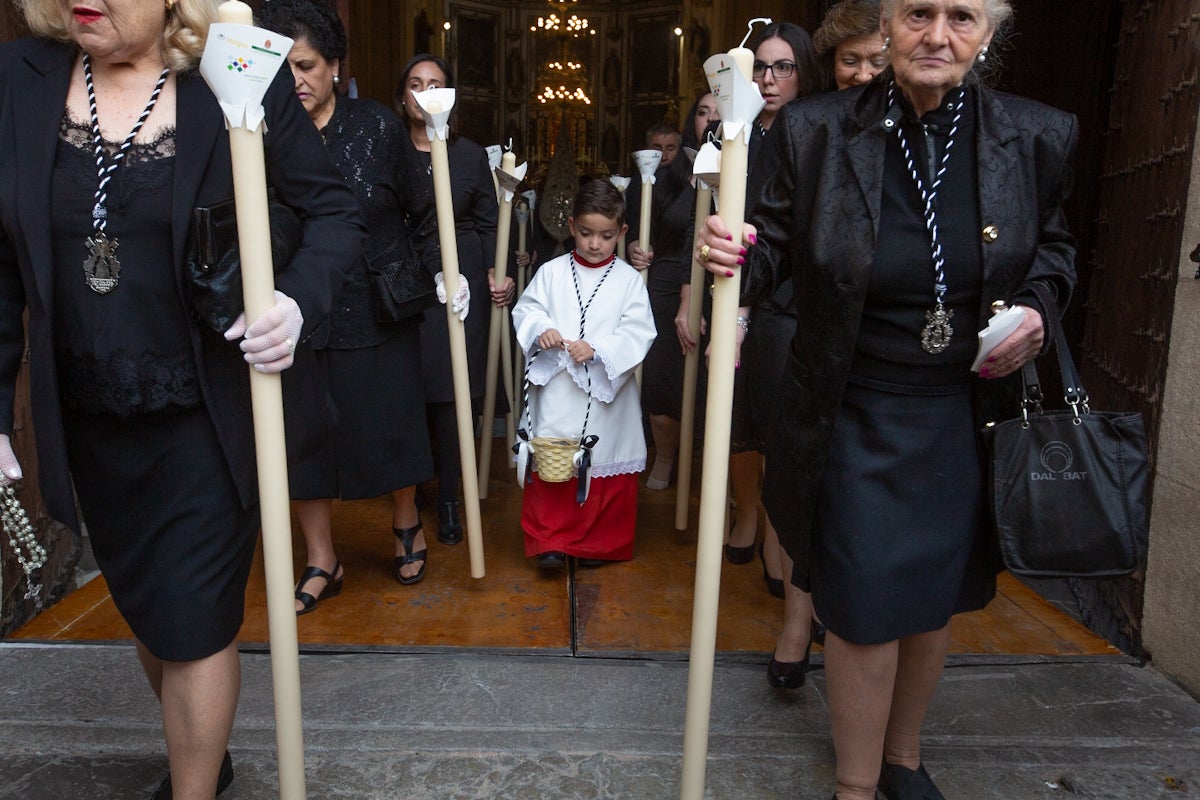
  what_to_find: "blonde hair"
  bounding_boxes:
[15,0,220,72]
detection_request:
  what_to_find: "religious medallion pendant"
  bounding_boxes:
[921,303,953,354]
[83,232,121,294]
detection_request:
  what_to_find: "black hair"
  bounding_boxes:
[258,0,347,64]
[750,22,823,100]
[572,179,626,226]
[395,53,456,109]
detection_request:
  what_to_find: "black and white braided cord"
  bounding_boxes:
[887,81,965,310]
[83,54,170,236]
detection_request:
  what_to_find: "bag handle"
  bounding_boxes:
[1014,308,1088,427]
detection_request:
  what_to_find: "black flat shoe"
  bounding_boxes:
[537,551,566,570]
[294,560,344,616]
[437,500,464,545]
[759,541,785,598]
[577,558,605,568]
[878,761,945,800]
[150,749,233,799]
[394,521,427,585]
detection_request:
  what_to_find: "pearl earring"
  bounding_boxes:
[978,45,989,63]
[333,74,340,85]
[882,36,891,54]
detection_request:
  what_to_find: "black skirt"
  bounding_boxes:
[806,377,996,644]
[63,407,259,662]
[642,285,684,418]
[289,326,434,500]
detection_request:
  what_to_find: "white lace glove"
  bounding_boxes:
[435,271,471,321]
[0,433,22,486]
[224,290,304,373]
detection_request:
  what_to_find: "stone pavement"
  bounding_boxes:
[0,643,1198,799]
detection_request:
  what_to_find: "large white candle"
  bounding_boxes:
[479,150,518,499]
[413,88,486,579]
[212,2,306,798]
[680,27,765,799]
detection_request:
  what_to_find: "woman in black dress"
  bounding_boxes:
[258,0,436,600]
[700,1,1076,796]
[395,54,512,545]
[0,0,363,795]
[626,122,694,490]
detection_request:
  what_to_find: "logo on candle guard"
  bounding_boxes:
[227,56,254,73]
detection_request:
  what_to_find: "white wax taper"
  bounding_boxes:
[680,39,757,800]
[418,86,486,578]
[479,150,518,498]
[215,2,306,798]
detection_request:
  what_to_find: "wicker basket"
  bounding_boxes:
[530,437,579,482]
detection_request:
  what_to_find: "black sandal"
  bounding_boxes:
[394,521,427,585]
[294,561,344,616]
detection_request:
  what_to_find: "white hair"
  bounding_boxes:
[880,0,1013,31]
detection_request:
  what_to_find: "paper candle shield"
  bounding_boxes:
[200,24,294,131]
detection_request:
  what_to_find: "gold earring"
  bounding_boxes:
[165,0,175,10]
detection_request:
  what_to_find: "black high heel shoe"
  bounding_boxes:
[437,500,463,545]
[758,541,785,599]
[150,749,233,799]
[394,521,427,585]
[723,517,755,564]
[766,619,823,689]
[878,760,945,800]
[294,560,344,616]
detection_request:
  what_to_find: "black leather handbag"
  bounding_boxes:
[981,314,1149,578]
[186,194,303,333]
[366,233,437,322]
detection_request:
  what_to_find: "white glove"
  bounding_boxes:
[435,271,471,321]
[224,290,304,373]
[0,433,22,486]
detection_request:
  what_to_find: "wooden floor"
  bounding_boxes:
[11,437,1121,659]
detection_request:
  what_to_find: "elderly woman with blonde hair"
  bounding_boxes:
[0,0,363,796]
[701,1,1076,797]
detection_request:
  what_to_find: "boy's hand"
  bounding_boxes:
[538,329,564,350]
[564,339,595,364]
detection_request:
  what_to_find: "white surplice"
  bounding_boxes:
[512,252,656,477]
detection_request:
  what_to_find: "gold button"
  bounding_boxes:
[982,225,999,242]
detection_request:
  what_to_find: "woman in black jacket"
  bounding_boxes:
[699,1,1076,797]
[0,0,363,794]
[258,0,436,599]
[395,53,512,546]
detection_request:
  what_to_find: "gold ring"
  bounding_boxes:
[698,244,711,263]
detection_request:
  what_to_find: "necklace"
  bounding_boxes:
[888,82,965,355]
[82,54,170,294]
[2,484,47,608]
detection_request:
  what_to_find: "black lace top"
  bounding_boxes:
[51,114,201,416]
[318,97,418,348]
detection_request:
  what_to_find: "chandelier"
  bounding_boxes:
[530,0,595,107]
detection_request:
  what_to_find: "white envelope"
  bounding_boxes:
[970,304,1025,372]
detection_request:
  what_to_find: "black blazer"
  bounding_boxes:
[745,81,1079,551]
[0,38,365,529]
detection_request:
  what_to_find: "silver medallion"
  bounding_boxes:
[83,232,121,294]
[921,304,953,354]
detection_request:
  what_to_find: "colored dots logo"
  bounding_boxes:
[227,56,254,73]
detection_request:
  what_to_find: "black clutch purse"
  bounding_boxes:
[367,233,437,322]
[186,194,303,333]
[981,313,1149,578]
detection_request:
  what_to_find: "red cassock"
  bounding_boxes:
[521,472,639,560]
